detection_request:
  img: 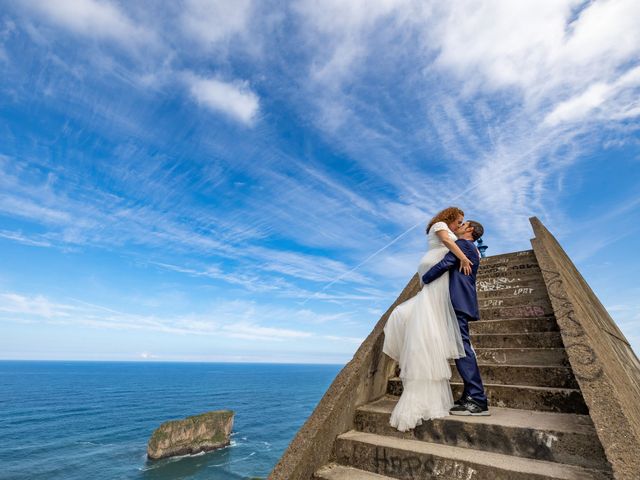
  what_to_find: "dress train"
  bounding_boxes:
[382,242,465,431]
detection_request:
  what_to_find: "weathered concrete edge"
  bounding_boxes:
[530,216,640,479]
[268,275,420,480]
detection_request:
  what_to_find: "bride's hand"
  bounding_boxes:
[459,257,473,275]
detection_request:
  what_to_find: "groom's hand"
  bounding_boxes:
[459,257,473,276]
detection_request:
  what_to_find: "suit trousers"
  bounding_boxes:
[454,310,488,407]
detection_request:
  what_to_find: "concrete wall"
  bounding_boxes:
[530,217,640,479]
[268,275,421,480]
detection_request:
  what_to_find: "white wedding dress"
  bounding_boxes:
[382,221,465,431]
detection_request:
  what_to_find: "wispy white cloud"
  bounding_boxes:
[0,293,74,318]
[184,73,259,124]
[150,261,290,293]
[432,0,640,99]
[322,334,363,344]
[602,300,640,356]
[544,66,640,126]
[293,0,409,88]
[0,230,51,247]
[148,259,392,307]
[23,0,157,48]
[0,19,14,63]
[181,0,254,48]
[0,193,72,224]
[221,322,312,341]
[250,247,368,284]
[563,196,640,262]
[0,291,364,344]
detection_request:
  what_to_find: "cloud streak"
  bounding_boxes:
[181,0,254,49]
[0,291,364,345]
[24,0,156,47]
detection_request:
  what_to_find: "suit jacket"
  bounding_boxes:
[421,239,480,320]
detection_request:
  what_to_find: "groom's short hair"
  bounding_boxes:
[468,220,484,241]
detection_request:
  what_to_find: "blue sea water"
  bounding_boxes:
[0,361,342,480]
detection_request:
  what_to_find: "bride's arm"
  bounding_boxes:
[436,230,473,275]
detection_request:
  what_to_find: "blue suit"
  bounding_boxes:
[422,239,487,407]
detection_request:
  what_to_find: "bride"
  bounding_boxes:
[382,206,473,431]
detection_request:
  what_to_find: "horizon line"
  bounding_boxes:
[0,358,347,366]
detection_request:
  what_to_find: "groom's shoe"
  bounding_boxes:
[450,399,490,416]
[453,397,465,406]
[454,394,475,407]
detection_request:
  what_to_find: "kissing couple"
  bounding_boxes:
[382,206,488,432]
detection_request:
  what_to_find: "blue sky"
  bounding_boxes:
[0,0,639,364]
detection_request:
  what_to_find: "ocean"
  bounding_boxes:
[0,361,342,480]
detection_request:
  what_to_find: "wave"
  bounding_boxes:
[138,441,237,471]
[138,450,209,471]
[75,441,115,447]
[209,451,256,467]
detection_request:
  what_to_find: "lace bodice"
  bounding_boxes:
[428,221,457,249]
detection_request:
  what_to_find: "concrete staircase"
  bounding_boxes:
[313,250,613,480]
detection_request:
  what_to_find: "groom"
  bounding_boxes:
[421,220,489,416]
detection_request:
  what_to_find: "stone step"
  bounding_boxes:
[478,269,542,280]
[354,397,609,471]
[477,277,546,292]
[387,381,588,414]
[314,463,395,480]
[477,280,545,292]
[452,383,588,414]
[470,317,559,334]
[478,256,541,265]
[478,287,546,298]
[477,280,546,292]
[480,257,536,267]
[479,296,552,308]
[478,288,548,300]
[477,271,545,283]
[334,431,611,480]
[480,304,555,320]
[478,260,541,270]
[478,259,540,269]
[480,250,535,265]
[451,365,578,389]
[390,348,568,369]
[480,250,537,265]
[471,332,564,348]
[474,348,569,366]
[478,264,542,277]
[480,251,537,261]
[476,264,542,278]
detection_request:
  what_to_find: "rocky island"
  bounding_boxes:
[147,410,234,460]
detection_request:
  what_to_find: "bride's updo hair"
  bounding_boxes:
[426,207,464,234]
